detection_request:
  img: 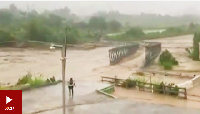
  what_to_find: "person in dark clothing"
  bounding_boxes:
[68,78,75,96]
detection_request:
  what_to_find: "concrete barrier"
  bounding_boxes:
[96,85,116,99]
[192,76,200,87]
[177,76,200,90]
[177,80,193,90]
[144,42,161,67]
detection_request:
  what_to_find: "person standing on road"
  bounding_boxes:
[68,78,75,96]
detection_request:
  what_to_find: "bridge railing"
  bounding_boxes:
[101,76,187,99]
[109,42,139,65]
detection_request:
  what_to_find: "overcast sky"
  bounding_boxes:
[0,1,200,16]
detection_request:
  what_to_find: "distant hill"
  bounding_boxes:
[83,11,200,29]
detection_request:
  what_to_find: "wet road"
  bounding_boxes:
[39,99,200,114]
[22,81,110,114]
[113,86,200,109]
[23,82,200,114]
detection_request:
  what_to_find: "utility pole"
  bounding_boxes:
[61,36,67,114]
[50,27,69,114]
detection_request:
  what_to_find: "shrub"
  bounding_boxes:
[136,72,145,76]
[162,62,173,70]
[134,76,147,83]
[122,79,136,88]
[133,76,147,89]
[46,79,51,83]
[153,84,160,93]
[17,72,56,87]
[153,82,165,94]
[46,76,57,83]
[50,76,56,82]
[170,85,179,96]
[0,30,13,42]
[159,50,178,70]
[28,77,45,86]
[138,81,145,89]
[17,72,32,85]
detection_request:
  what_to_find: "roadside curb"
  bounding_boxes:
[96,85,116,99]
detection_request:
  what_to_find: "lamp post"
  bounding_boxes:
[50,27,69,114]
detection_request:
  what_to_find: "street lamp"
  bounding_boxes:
[50,27,69,114]
[50,43,66,114]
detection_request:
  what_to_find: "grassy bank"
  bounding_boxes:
[0,72,61,91]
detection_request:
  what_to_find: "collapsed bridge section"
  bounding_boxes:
[109,42,140,65]
[144,42,161,67]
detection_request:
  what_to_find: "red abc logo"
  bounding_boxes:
[0,90,22,114]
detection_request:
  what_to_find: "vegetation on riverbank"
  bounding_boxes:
[192,33,200,60]
[0,72,61,90]
[106,23,200,41]
[1,4,200,46]
[122,78,179,96]
[0,4,123,46]
[159,50,178,70]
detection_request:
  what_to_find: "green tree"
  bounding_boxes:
[0,9,13,26]
[65,27,80,44]
[125,27,145,37]
[45,14,64,28]
[25,20,40,41]
[0,5,106,45]
[88,16,106,32]
[24,18,53,42]
[107,20,121,32]
[72,22,88,30]
[0,30,12,42]
[192,33,200,60]
[189,22,195,30]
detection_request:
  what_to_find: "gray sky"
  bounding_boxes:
[0,1,200,16]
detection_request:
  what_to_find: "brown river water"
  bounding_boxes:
[1,34,200,111]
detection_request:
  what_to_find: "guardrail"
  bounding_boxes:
[109,43,139,65]
[136,81,187,99]
[101,76,125,85]
[101,76,187,99]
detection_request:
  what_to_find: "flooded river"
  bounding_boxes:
[0,47,111,84]
[1,34,200,112]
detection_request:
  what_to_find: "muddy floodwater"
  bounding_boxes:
[0,35,196,84]
[0,47,111,84]
[1,34,200,112]
[113,87,200,109]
